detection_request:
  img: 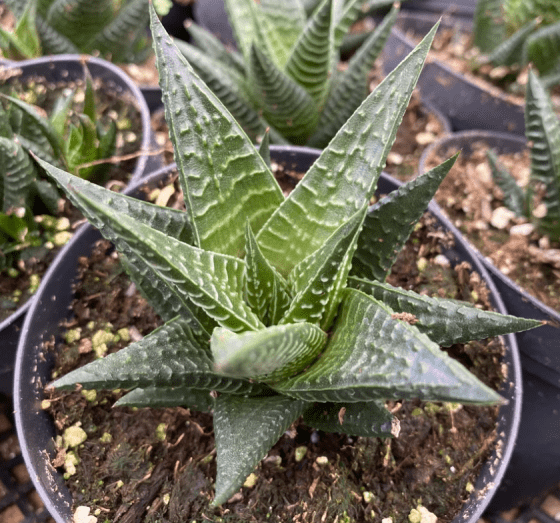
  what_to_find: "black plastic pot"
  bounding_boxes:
[192,0,236,50]
[382,12,526,135]
[0,54,159,402]
[419,131,560,511]
[401,0,477,19]
[14,146,521,522]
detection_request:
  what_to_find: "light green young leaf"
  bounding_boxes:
[223,0,264,64]
[351,154,458,282]
[258,128,271,169]
[51,317,266,395]
[473,0,506,53]
[150,6,284,256]
[347,278,543,346]
[115,386,216,411]
[486,149,527,217]
[525,69,560,239]
[0,0,41,58]
[213,394,308,506]
[257,23,439,276]
[244,223,291,326]
[275,288,503,405]
[250,44,319,145]
[211,322,327,382]
[282,204,367,329]
[49,90,74,138]
[303,400,397,437]
[526,21,560,76]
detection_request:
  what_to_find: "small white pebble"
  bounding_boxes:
[510,223,534,236]
[491,206,516,229]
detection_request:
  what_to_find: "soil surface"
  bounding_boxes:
[43,170,507,523]
[0,68,144,322]
[424,140,560,312]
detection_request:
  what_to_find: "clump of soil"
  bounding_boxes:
[425,140,560,312]
[44,172,506,523]
[0,69,145,321]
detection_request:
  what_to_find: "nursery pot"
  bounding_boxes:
[419,131,560,511]
[14,146,521,522]
[0,54,159,400]
[401,0,477,19]
[382,12,526,135]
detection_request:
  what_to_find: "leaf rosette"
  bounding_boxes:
[39,5,542,506]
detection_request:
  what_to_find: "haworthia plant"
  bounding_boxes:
[0,0,150,63]
[487,70,560,240]
[41,5,542,507]
[0,64,116,273]
[174,0,400,146]
[473,0,560,86]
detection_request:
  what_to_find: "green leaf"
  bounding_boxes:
[172,38,272,143]
[115,386,216,411]
[0,0,41,59]
[33,179,59,215]
[150,6,285,256]
[485,18,539,67]
[82,65,96,123]
[49,89,74,138]
[309,4,399,148]
[258,129,271,169]
[333,0,364,49]
[303,400,398,437]
[0,137,37,212]
[249,44,319,145]
[51,316,267,396]
[347,278,543,346]
[244,223,291,326]
[213,394,308,506]
[526,21,560,76]
[211,323,327,382]
[275,288,503,405]
[525,70,560,239]
[486,149,527,217]
[282,205,367,329]
[284,0,336,106]
[473,0,506,53]
[351,154,458,282]
[256,22,439,276]
[35,12,80,55]
[0,212,32,243]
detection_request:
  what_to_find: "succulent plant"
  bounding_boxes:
[38,6,541,506]
[487,69,560,241]
[473,0,560,86]
[0,0,150,64]
[174,0,399,147]
[0,65,116,272]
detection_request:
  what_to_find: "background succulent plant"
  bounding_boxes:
[0,65,116,273]
[38,6,541,506]
[174,0,399,147]
[473,0,560,87]
[0,0,150,64]
[487,70,560,241]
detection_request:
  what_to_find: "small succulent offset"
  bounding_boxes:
[487,70,560,241]
[39,7,541,506]
[0,0,150,64]
[0,66,116,272]
[175,0,399,147]
[473,0,560,87]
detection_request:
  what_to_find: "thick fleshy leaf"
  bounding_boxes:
[486,150,527,217]
[526,22,560,76]
[223,0,264,64]
[351,154,458,282]
[150,6,284,256]
[473,0,506,53]
[35,12,80,54]
[258,129,271,169]
[49,89,74,138]
[0,0,41,58]
[275,289,503,405]
[303,400,398,437]
[172,38,271,143]
[0,138,37,211]
[333,0,363,49]
[282,205,366,329]
[256,23,439,276]
[249,44,319,145]
[211,322,327,382]
[51,317,267,396]
[284,0,336,105]
[213,394,308,506]
[485,18,539,67]
[348,278,543,347]
[244,223,291,326]
[525,70,560,239]
[115,386,216,411]
[309,4,398,149]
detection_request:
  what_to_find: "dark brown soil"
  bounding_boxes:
[43,172,506,523]
[0,69,145,322]
[424,140,560,312]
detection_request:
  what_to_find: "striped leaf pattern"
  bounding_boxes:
[486,18,539,67]
[487,149,528,217]
[0,138,37,211]
[526,21,560,76]
[473,0,506,53]
[116,386,216,411]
